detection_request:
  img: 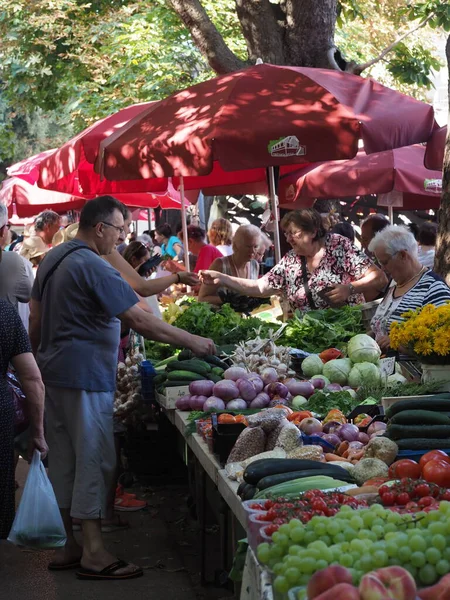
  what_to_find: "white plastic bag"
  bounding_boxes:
[8,450,66,549]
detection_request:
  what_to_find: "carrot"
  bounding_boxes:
[337,441,349,456]
[325,453,351,462]
[342,450,350,459]
[348,450,365,461]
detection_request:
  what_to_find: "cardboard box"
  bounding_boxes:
[156,386,190,410]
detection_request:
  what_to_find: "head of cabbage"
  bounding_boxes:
[301,354,323,377]
[348,362,381,388]
[347,334,381,364]
[322,358,352,385]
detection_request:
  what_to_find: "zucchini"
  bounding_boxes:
[237,482,254,499]
[203,354,229,370]
[256,468,354,490]
[237,481,248,497]
[396,438,450,450]
[387,424,450,440]
[385,395,450,419]
[207,373,222,383]
[166,371,207,382]
[390,410,450,426]
[242,484,257,500]
[166,359,211,375]
[244,458,341,485]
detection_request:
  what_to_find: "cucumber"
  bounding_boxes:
[385,395,450,419]
[390,410,450,426]
[166,359,211,375]
[153,373,167,386]
[387,424,450,440]
[256,468,354,490]
[237,481,248,497]
[254,475,350,499]
[207,373,222,383]
[203,354,229,370]
[244,458,341,485]
[396,438,450,450]
[166,371,207,382]
[211,367,224,376]
[237,482,254,499]
[177,349,194,361]
[153,355,178,369]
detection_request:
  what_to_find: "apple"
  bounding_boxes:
[314,583,361,600]
[375,567,417,600]
[307,565,353,599]
[418,573,450,600]
[359,573,392,600]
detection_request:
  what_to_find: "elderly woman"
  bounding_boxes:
[0,299,47,538]
[208,218,233,256]
[200,209,386,312]
[370,226,450,352]
[198,224,261,305]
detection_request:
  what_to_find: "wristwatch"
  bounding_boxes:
[176,273,181,283]
[348,283,356,296]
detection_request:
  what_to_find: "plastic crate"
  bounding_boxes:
[211,413,246,465]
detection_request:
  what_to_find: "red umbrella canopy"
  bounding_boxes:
[99,63,436,181]
[278,144,443,210]
[424,126,446,171]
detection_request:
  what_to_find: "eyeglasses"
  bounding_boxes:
[284,230,303,240]
[376,252,398,268]
[97,221,125,234]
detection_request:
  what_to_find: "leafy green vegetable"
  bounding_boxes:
[356,381,443,404]
[306,390,359,416]
[279,306,365,353]
[144,341,176,362]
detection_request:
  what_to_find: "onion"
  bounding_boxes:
[226,398,247,411]
[249,392,270,409]
[291,395,308,409]
[246,374,264,393]
[189,380,215,397]
[189,395,207,411]
[260,367,278,384]
[322,433,341,447]
[223,367,248,381]
[348,441,364,451]
[265,382,289,399]
[337,423,360,442]
[237,378,257,402]
[310,377,326,390]
[357,432,370,444]
[322,421,342,434]
[299,417,322,435]
[285,380,315,399]
[325,383,343,393]
[203,396,225,412]
[175,395,191,411]
[367,421,387,436]
[213,380,239,401]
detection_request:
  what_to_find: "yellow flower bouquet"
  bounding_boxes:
[390,303,450,364]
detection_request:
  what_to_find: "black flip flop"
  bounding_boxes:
[76,560,143,580]
[48,560,81,571]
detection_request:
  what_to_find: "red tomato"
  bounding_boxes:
[414,482,431,498]
[396,492,411,506]
[423,460,450,488]
[380,491,396,506]
[405,501,420,513]
[419,450,450,470]
[389,459,421,480]
[379,485,391,496]
[440,489,450,501]
[418,496,435,507]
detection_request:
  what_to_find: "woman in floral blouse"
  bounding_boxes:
[199,209,386,313]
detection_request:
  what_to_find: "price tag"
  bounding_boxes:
[380,357,396,378]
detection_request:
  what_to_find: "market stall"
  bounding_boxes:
[124,296,450,600]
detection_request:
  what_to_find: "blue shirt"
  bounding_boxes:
[32,240,139,392]
[161,236,182,258]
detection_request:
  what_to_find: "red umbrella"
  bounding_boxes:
[424,126,446,171]
[278,145,443,210]
[99,63,436,181]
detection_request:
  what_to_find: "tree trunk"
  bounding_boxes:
[235,0,285,64]
[433,35,450,283]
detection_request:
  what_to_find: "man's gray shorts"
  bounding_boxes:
[45,386,116,520]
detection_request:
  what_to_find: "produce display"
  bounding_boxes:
[230,333,295,381]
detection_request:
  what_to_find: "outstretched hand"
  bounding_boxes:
[198,270,223,286]
[178,271,200,287]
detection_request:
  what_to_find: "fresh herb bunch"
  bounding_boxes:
[306,390,359,416]
[279,306,364,353]
[356,381,443,404]
[171,301,274,345]
[144,340,175,362]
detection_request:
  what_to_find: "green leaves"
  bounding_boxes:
[387,42,442,88]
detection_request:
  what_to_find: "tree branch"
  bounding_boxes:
[167,0,246,74]
[350,13,435,74]
[234,0,285,64]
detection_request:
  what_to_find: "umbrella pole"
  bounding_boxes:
[268,166,281,263]
[147,208,151,232]
[388,206,394,225]
[180,177,190,271]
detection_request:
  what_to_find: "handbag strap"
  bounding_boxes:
[301,256,316,310]
[41,245,96,295]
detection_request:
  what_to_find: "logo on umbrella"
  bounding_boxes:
[423,179,442,194]
[285,184,296,202]
[268,136,306,157]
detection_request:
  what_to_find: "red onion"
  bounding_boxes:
[175,395,191,411]
[260,367,278,384]
[189,380,215,397]
[265,382,289,399]
[325,383,343,393]
[348,441,364,451]
[203,397,226,411]
[213,380,239,401]
[310,377,326,390]
[189,395,207,410]
[357,432,370,444]
[226,398,247,411]
[322,433,341,447]
[299,417,322,435]
[322,420,342,434]
[285,380,315,399]
[367,421,387,436]
[246,374,264,394]
[249,392,270,409]
[237,378,257,402]
[337,423,360,442]
[223,367,248,381]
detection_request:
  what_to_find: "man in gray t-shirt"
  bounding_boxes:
[30,196,215,581]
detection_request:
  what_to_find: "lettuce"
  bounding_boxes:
[347,334,381,364]
[322,358,352,385]
[348,362,381,388]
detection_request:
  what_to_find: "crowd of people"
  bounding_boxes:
[0,197,445,582]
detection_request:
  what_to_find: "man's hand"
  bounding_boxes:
[325,284,351,306]
[162,259,184,273]
[188,335,217,356]
[179,271,200,286]
[376,335,391,352]
[28,432,49,461]
[198,270,223,285]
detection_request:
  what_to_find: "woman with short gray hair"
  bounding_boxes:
[370,225,450,351]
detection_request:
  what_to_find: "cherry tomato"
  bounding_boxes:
[405,501,420,512]
[396,492,411,506]
[380,491,396,506]
[418,496,435,507]
[389,459,421,480]
[311,498,327,512]
[265,524,279,535]
[423,460,450,488]
[414,482,431,498]
[379,485,391,497]
[419,450,450,470]
[440,489,450,501]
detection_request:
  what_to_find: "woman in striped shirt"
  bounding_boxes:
[370,226,450,353]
